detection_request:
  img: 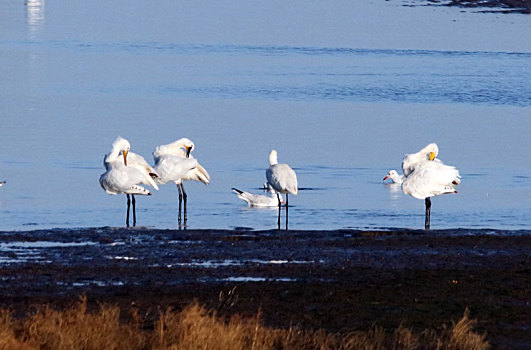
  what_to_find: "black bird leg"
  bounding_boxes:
[277,193,281,230]
[177,184,183,224]
[285,193,289,230]
[126,194,131,227]
[425,197,431,230]
[132,194,136,227]
[181,184,188,222]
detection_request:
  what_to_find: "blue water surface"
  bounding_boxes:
[1,0,530,231]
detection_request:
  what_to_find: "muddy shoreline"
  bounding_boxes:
[0,228,529,349]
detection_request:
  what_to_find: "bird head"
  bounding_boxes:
[111,136,131,166]
[383,170,397,182]
[268,150,278,166]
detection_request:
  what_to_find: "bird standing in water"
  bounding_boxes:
[401,143,460,230]
[153,138,210,225]
[100,137,159,227]
[266,150,298,230]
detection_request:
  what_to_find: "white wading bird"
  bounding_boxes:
[100,137,159,227]
[383,170,405,184]
[401,143,461,230]
[153,138,210,224]
[232,187,284,207]
[265,150,298,230]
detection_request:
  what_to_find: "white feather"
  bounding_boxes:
[401,143,461,200]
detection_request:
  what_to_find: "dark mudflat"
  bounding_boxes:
[0,227,529,349]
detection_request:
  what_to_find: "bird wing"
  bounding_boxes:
[232,188,281,207]
[402,160,459,199]
[120,152,159,190]
[267,164,298,195]
[154,156,199,185]
[181,162,210,184]
[100,161,153,195]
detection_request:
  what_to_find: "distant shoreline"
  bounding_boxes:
[407,0,531,14]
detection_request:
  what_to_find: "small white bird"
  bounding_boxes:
[0,180,5,187]
[232,187,284,207]
[266,150,298,229]
[401,143,461,229]
[153,138,210,224]
[383,170,405,184]
[100,137,159,227]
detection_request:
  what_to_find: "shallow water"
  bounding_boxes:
[1,0,530,231]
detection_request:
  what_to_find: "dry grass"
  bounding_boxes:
[0,298,489,350]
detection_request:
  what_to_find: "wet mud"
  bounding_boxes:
[0,227,529,349]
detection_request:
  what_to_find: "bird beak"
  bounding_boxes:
[429,152,436,161]
[185,146,192,158]
[383,176,389,182]
[123,150,128,166]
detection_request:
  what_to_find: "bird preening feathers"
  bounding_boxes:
[99,137,159,227]
[99,138,459,231]
[153,138,210,226]
[400,143,460,230]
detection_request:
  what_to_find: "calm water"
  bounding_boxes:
[1,1,531,231]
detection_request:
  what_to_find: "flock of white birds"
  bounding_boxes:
[99,137,211,227]
[99,136,299,228]
[98,137,459,230]
[0,138,459,230]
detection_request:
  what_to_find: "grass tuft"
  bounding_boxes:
[446,308,489,350]
[0,299,489,350]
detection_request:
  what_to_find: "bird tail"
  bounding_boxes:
[144,174,159,191]
[129,185,151,195]
[453,174,461,185]
[231,188,243,195]
[231,188,252,205]
[193,164,210,185]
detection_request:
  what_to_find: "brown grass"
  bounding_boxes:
[0,298,489,350]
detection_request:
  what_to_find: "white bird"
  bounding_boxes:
[100,136,159,227]
[383,170,405,184]
[401,143,461,229]
[232,187,284,207]
[153,138,210,224]
[265,150,298,229]
[262,182,275,192]
[0,180,5,187]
